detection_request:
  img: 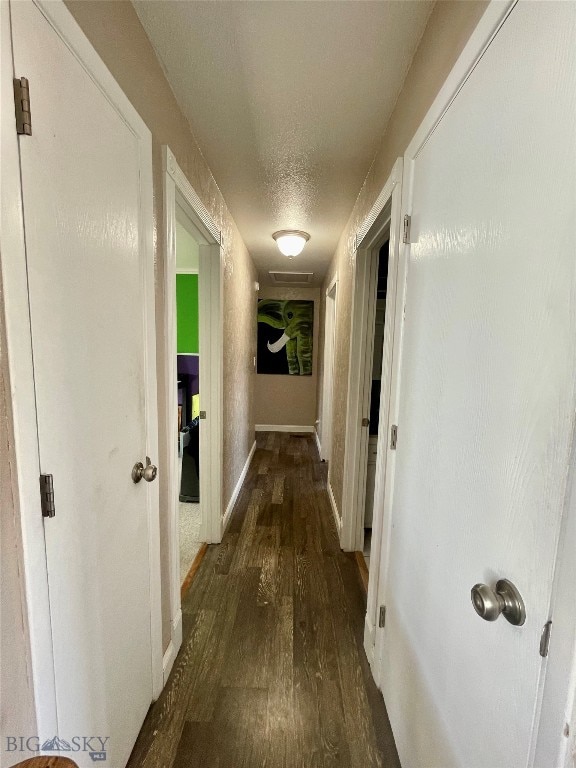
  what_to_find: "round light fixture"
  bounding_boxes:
[272,230,310,258]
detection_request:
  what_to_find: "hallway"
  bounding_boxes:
[127,432,399,768]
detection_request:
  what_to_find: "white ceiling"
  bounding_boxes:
[133,1,433,285]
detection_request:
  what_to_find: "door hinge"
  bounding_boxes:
[361,417,370,428]
[199,410,207,420]
[539,620,552,658]
[379,605,387,628]
[390,424,398,450]
[403,214,412,244]
[39,474,55,518]
[13,77,32,136]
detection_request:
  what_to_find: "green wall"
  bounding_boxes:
[176,273,199,353]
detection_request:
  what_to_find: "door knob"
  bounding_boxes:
[132,456,158,484]
[471,578,526,626]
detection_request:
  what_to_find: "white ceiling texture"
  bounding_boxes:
[133,1,434,285]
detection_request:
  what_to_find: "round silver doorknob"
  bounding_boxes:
[142,457,157,482]
[471,578,526,626]
[132,457,158,484]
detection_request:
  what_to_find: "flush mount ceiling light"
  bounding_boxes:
[272,230,310,258]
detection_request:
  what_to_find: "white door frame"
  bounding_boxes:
[370,2,576,764]
[163,146,223,679]
[1,0,162,735]
[340,158,403,554]
[320,274,338,462]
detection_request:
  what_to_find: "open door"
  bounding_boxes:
[8,2,159,765]
[377,3,576,767]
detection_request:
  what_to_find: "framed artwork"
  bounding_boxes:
[257,299,314,375]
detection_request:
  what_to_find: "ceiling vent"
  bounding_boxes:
[269,271,314,285]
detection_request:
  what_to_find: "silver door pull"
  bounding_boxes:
[132,456,158,484]
[471,578,526,626]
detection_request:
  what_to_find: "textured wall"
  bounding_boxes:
[254,286,320,427]
[318,0,489,516]
[64,0,257,651]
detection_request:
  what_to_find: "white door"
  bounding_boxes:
[11,2,158,766]
[378,4,576,768]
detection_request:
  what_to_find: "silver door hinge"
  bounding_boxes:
[13,77,32,136]
[40,474,55,518]
[199,410,207,419]
[403,214,412,244]
[361,417,370,428]
[379,605,386,628]
[539,620,552,658]
[390,424,398,450]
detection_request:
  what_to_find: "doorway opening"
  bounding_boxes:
[337,158,404,669]
[320,275,338,463]
[175,202,203,585]
[362,239,389,573]
[163,146,223,682]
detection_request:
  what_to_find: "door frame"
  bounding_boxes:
[1,0,162,736]
[319,274,338,462]
[340,158,403,554]
[370,1,576,764]
[163,146,223,680]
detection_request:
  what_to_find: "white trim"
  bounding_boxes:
[255,424,315,433]
[162,609,182,685]
[163,164,181,681]
[167,151,222,245]
[404,0,517,165]
[177,352,199,357]
[1,0,57,736]
[325,273,338,297]
[327,480,342,534]
[364,616,376,668]
[223,439,257,533]
[320,274,338,463]
[176,267,199,275]
[355,159,406,671]
[340,158,403,553]
[314,428,322,459]
[164,147,224,691]
[1,0,162,733]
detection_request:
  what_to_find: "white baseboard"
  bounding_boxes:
[327,479,342,535]
[223,439,256,532]
[162,608,182,686]
[255,424,315,433]
[314,427,322,457]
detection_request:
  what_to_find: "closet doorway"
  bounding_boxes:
[164,147,223,679]
[339,159,405,671]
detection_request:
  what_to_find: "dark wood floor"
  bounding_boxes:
[127,432,400,768]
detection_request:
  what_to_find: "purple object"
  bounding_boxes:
[177,354,199,395]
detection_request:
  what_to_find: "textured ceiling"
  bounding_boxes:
[133,1,433,284]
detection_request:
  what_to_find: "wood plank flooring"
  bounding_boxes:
[127,432,400,768]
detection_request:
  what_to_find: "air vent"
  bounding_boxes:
[269,271,314,285]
